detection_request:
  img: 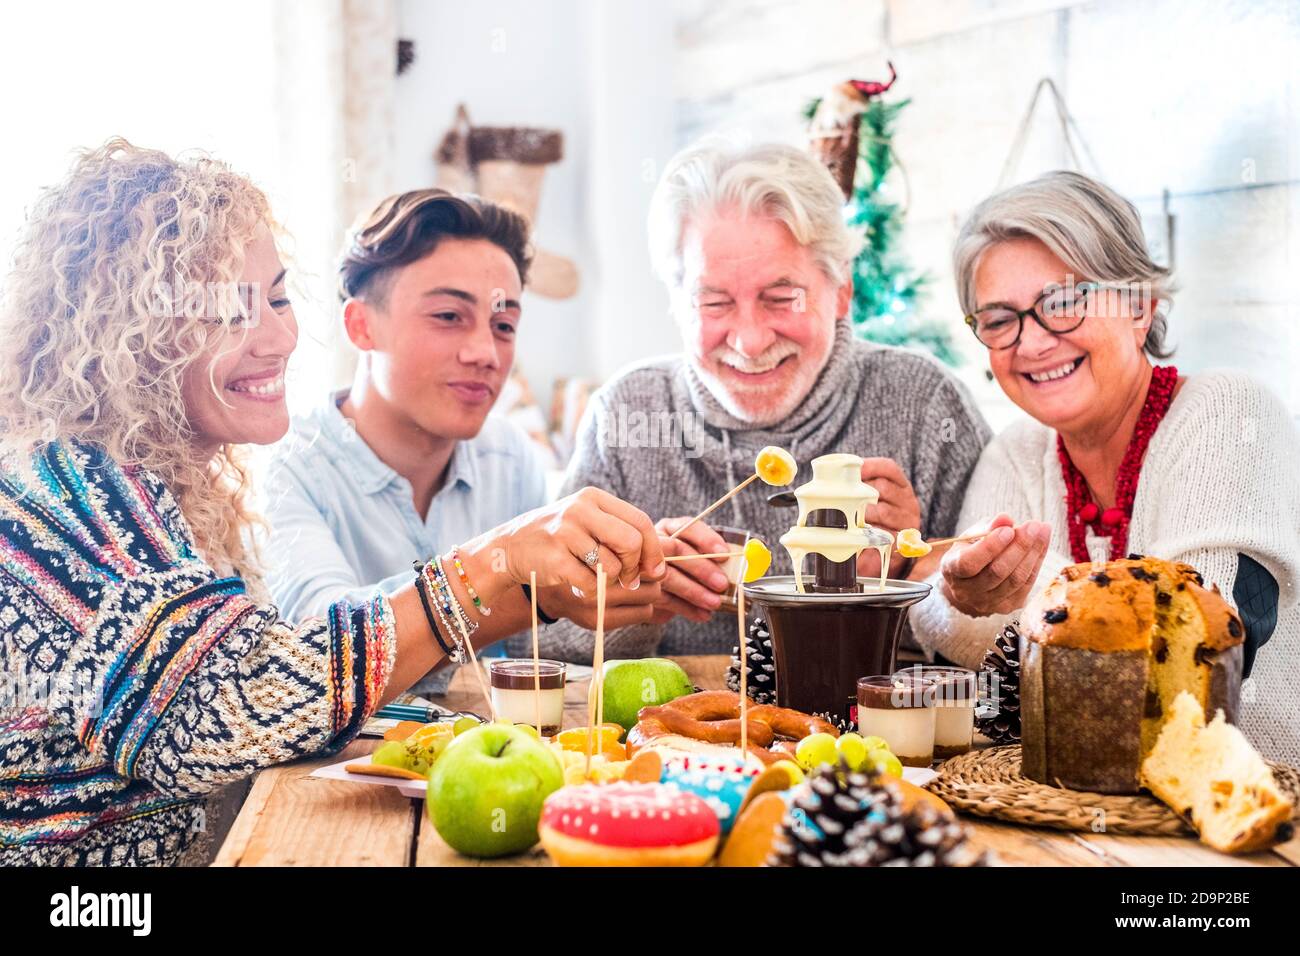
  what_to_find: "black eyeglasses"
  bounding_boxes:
[964,281,1102,350]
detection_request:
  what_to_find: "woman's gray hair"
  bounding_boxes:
[647,138,862,289]
[953,170,1174,358]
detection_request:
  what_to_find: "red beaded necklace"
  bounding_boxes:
[1057,364,1179,563]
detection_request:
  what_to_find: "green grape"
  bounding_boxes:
[868,749,904,778]
[425,734,452,760]
[513,724,541,740]
[404,739,437,776]
[795,732,839,771]
[371,740,412,770]
[861,735,889,752]
[452,715,481,736]
[835,732,869,771]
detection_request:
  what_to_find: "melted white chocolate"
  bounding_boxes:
[779,453,895,593]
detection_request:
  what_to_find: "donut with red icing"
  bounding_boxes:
[538,782,720,866]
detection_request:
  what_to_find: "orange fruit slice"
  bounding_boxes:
[408,722,455,744]
[554,725,626,761]
[755,446,796,486]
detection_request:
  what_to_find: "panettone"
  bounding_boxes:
[1019,556,1244,794]
[1141,692,1293,854]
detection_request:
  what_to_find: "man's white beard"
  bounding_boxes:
[693,340,830,427]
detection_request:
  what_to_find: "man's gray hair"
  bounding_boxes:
[953,170,1174,358]
[647,138,862,289]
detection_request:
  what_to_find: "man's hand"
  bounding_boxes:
[856,457,922,578]
[538,578,664,630]
[939,513,1052,616]
[650,516,731,625]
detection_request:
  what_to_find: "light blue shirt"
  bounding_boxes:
[264,391,548,655]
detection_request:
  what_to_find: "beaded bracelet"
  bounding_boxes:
[412,559,457,660]
[431,557,476,657]
[430,556,477,637]
[448,548,491,617]
[430,585,467,664]
[425,557,477,653]
[417,559,471,663]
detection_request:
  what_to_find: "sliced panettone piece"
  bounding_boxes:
[1020,556,1243,794]
[1140,692,1294,854]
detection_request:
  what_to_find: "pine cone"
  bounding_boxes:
[768,763,990,867]
[846,804,991,867]
[975,623,1022,744]
[767,762,893,866]
[726,617,777,704]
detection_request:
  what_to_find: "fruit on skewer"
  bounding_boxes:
[896,527,993,559]
[662,537,772,582]
[670,446,797,540]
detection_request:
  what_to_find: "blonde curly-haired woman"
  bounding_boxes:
[0,140,667,866]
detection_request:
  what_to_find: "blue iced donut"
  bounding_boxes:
[656,752,761,833]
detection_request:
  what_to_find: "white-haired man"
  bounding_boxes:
[535,140,992,661]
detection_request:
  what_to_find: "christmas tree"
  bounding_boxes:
[805,91,959,366]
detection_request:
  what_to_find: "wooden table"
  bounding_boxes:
[215,656,1299,867]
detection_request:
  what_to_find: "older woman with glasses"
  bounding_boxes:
[908,171,1300,762]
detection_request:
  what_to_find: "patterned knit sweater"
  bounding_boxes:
[0,442,397,866]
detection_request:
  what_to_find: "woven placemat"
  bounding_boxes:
[928,745,1300,836]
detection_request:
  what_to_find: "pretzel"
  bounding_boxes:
[627,691,839,765]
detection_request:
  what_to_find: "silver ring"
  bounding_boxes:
[584,547,600,567]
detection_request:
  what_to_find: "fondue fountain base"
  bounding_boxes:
[744,575,931,723]
[746,452,934,724]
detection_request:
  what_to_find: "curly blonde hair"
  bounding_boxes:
[0,137,277,583]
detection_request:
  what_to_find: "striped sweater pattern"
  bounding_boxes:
[0,441,396,865]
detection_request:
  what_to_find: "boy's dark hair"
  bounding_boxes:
[338,188,532,304]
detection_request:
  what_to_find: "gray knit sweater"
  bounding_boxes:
[522,320,992,663]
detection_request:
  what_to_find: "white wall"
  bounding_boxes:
[393,0,680,402]
[392,0,1299,424]
[672,0,1300,423]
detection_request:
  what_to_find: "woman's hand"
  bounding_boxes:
[650,517,731,624]
[467,487,666,599]
[939,513,1052,616]
[858,457,922,578]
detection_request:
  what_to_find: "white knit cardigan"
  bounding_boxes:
[910,370,1300,764]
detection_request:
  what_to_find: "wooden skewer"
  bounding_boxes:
[530,570,541,738]
[595,572,606,741]
[921,530,991,549]
[584,570,607,781]
[669,473,759,540]
[664,551,735,563]
[737,554,748,759]
[457,611,496,723]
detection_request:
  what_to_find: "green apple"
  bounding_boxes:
[426,723,563,858]
[600,658,695,732]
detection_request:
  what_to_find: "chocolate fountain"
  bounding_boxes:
[743,454,931,723]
